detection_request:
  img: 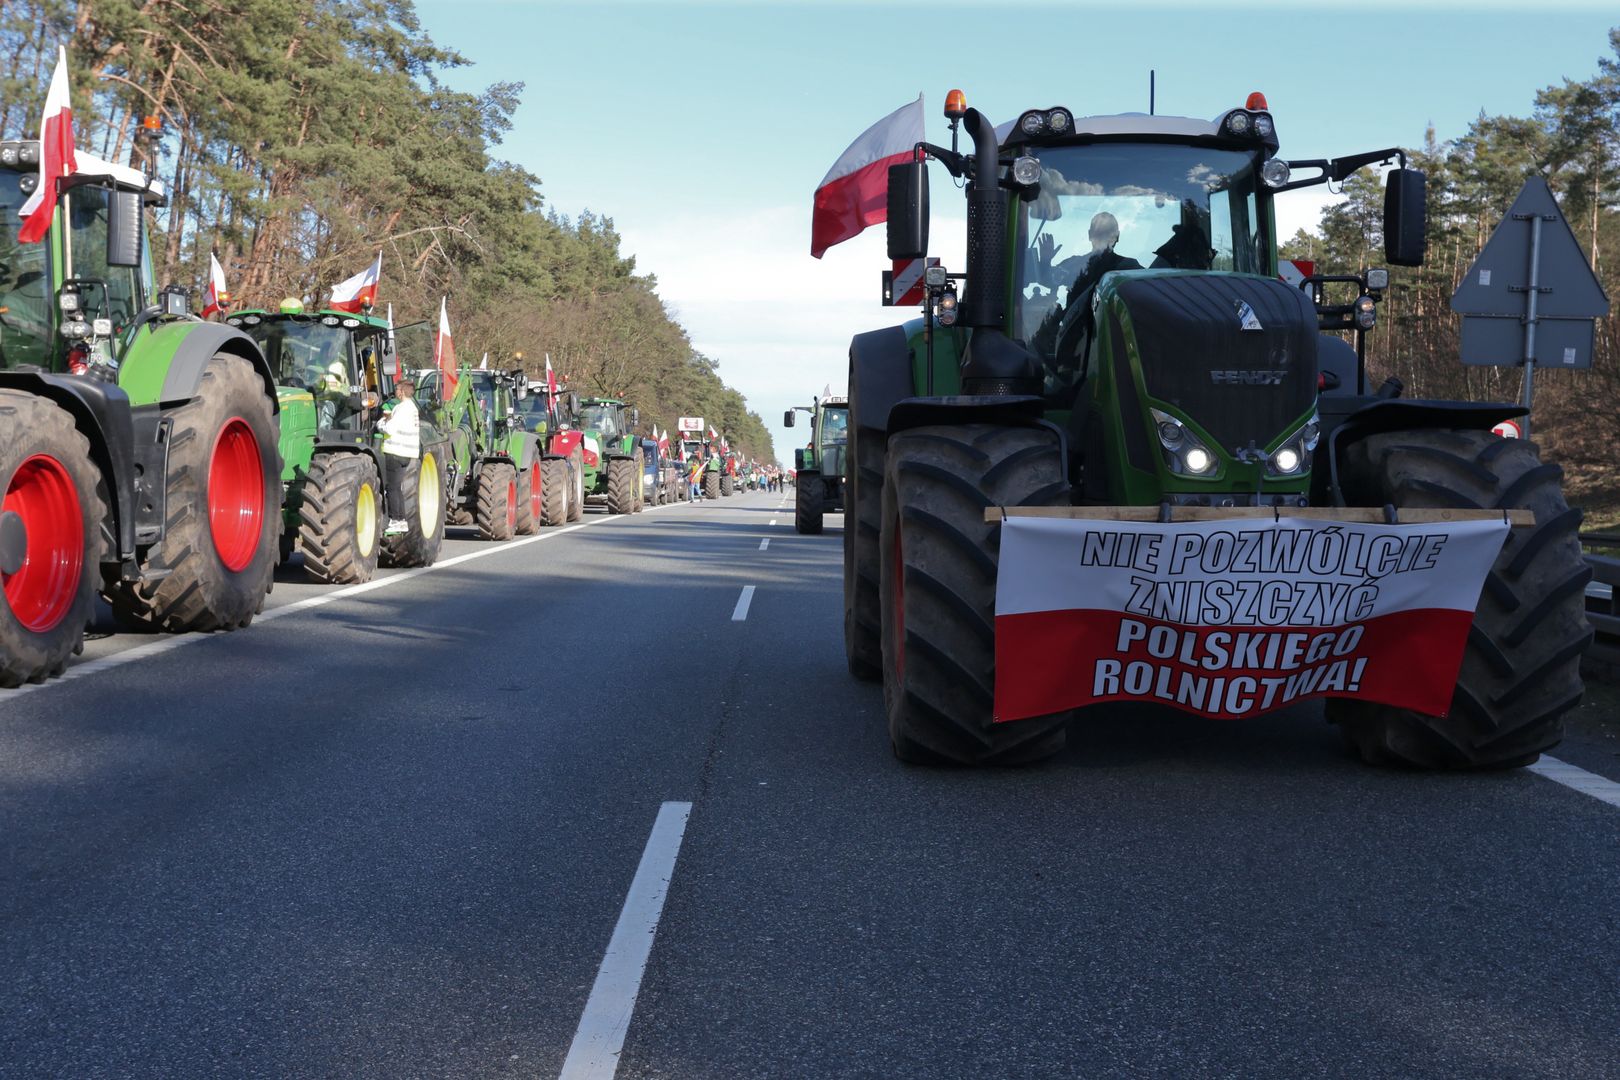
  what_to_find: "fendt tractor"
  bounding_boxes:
[1,141,280,687]
[575,396,645,514]
[420,365,545,541]
[846,90,1590,769]
[231,302,447,581]
[785,394,849,533]
[513,379,583,525]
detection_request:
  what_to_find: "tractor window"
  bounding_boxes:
[1014,143,1269,347]
[64,185,142,333]
[515,392,552,432]
[820,408,849,445]
[579,405,620,440]
[0,169,51,367]
[241,319,355,392]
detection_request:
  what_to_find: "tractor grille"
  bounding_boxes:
[1115,274,1317,453]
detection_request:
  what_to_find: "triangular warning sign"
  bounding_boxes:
[1451,176,1609,319]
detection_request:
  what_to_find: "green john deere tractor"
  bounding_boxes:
[419,364,544,541]
[231,302,448,581]
[846,90,1589,769]
[0,139,280,687]
[785,394,848,533]
[514,379,583,526]
[575,396,645,514]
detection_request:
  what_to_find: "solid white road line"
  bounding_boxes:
[2,504,681,703]
[559,801,693,1080]
[1527,756,1620,810]
[758,538,770,551]
[731,586,755,622]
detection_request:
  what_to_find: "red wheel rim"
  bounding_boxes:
[892,526,905,681]
[207,417,264,573]
[531,464,543,520]
[2,455,84,633]
[507,479,517,531]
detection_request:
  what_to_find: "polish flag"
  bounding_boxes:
[708,425,719,440]
[329,251,382,313]
[810,95,924,259]
[433,297,457,398]
[545,354,558,399]
[656,426,670,458]
[200,252,228,319]
[18,47,76,244]
[992,516,1509,724]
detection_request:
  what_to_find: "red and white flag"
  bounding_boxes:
[810,95,924,259]
[329,251,382,313]
[200,252,228,319]
[545,354,558,399]
[656,426,670,458]
[708,425,719,440]
[433,296,457,397]
[18,47,76,244]
[992,516,1509,724]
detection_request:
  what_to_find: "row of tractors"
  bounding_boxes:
[0,136,741,688]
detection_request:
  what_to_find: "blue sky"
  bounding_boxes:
[415,1,1617,463]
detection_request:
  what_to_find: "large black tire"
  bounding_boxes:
[567,448,585,522]
[880,424,1071,765]
[720,473,734,497]
[298,452,381,585]
[631,450,646,513]
[606,456,638,515]
[381,446,445,568]
[0,392,103,687]
[108,353,278,632]
[475,461,518,541]
[845,421,883,681]
[796,470,824,534]
[515,459,542,536]
[1329,429,1591,769]
[703,470,720,500]
[541,458,569,526]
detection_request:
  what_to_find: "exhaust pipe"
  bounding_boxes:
[958,108,1039,395]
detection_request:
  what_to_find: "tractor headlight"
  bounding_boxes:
[1183,447,1215,475]
[1152,408,1218,477]
[1272,447,1302,474]
[934,290,958,327]
[1011,155,1042,186]
[1267,412,1318,476]
[1354,295,1377,330]
[1261,159,1290,188]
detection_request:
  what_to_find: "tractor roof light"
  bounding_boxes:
[0,145,16,167]
[1225,111,1252,137]
[1261,159,1291,188]
[1253,114,1274,138]
[1047,108,1072,133]
[1246,91,1269,111]
[17,142,38,166]
[1020,112,1047,136]
[279,298,304,314]
[945,89,967,119]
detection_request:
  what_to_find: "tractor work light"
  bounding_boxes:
[17,174,36,194]
[1354,295,1377,330]
[226,317,242,326]
[925,264,948,287]
[1011,155,1042,186]
[58,289,80,314]
[1225,111,1252,136]
[1020,112,1046,136]
[1047,108,1072,133]
[1261,159,1290,188]
[321,315,340,326]
[0,145,16,167]
[92,318,113,337]
[1365,268,1389,290]
[341,318,360,328]
[1253,114,1274,138]
[18,142,38,166]
[243,315,262,325]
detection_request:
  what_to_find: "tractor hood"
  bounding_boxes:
[1099,271,1317,453]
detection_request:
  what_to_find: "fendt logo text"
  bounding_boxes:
[1210,370,1287,385]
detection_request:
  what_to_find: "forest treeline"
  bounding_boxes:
[1283,28,1620,505]
[1,0,776,461]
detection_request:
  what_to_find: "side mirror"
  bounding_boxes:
[106,189,143,268]
[158,284,190,317]
[783,410,795,427]
[1383,168,1426,267]
[886,160,929,260]
[631,407,640,427]
[568,392,580,415]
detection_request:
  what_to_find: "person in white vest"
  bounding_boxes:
[380,379,420,535]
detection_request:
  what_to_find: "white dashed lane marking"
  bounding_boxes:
[731,586,756,622]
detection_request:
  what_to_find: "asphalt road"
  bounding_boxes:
[3,489,1619,1078]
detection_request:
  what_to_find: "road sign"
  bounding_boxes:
[1451,176,1610,437]
[677,416,704,433]
[1278,259,1314,289]
[882,256,939,306]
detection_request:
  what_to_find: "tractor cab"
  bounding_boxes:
[231,304,393,437]
[577,397,633,447]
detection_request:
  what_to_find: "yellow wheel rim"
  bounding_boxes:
[356,481,377,558]
[419,451,441,538]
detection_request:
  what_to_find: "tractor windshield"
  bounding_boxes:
[0,169,51,368]
[579,404,621,440]
[515,391,552,432]
[1013,143,1268,346]
[64,184,144,333]
[819,406,848,449]
[244,319,355,391]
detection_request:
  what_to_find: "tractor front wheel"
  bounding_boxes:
[795,469,824,534]
[720,473,734,497]
[568,449,585,522]
[606,456,637,515]
[879,424,1071,765]
[298,452,382,585]
[381,446,445,568]
[108,352,278,631]
[703,470,720,500]
[541,459,569,526]
[0,392,102,687]
[476,461,518,541]
[515,460,542,536]
[1329,428,1591,769]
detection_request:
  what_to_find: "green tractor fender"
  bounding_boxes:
[504,431,542,469]
[119,321,276,410]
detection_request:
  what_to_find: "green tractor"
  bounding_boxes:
[575,396,645,514]
[785,394,848,533]
[0,141,280,687]
[513,378,584,526]
[847,90,1589,769]
[230,302,448,582]
[419,364,545,541]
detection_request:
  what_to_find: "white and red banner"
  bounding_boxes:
[811,95,925,259]
[330,251,382,313]
[677,416,704,433]
[545,354,559,399]
[200,252,228,319]
[19,47,75,244]
[993,516,1508,723]
[433,296,457,398]
[1278,259,1315,289]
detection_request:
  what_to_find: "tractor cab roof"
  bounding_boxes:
[579,396,626,406]
[229,308,391,333]
[996,104,1279,157]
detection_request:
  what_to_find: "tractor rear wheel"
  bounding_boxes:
[845,425,883,681]
[298,452,382,585]
[1329,428,1591,769]
[516,460,542,536]
[567,449,585,522]
[108,353,278,631]
[541,459,569,526]
[476,461,518,541]
[879,424,1071,765]
[606,456,637,515]
[381,446,445,568]
[0,392,102,687]
[721,474,734,497]
[795,469,824,534]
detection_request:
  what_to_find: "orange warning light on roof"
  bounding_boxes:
[1245,92,1268,111]
[141,115,162,131]
[944,89,967,119]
